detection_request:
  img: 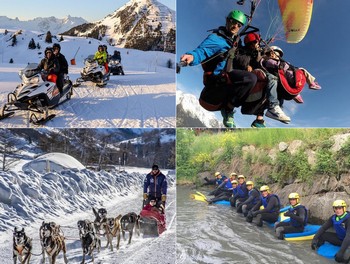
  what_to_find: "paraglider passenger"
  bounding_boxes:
[143,164,167,208]
[53,43,68,93]
[180,10,257,128]
[311,200,350,263]
[274,193,308,240]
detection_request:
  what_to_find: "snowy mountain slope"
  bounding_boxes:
[0,15,87,35]
[176,90,221,128]
[0,29,175,128]
[63,0,176,52]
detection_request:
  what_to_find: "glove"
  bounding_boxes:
[311,240,318,250]
[161,194,166,206]
[143,193,148,200]
[335,252,345,263]
[252,211,259,217]
[204,177,209,182]
[284,211,292,217]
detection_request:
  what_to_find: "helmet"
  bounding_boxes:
[231,180,238,184]
[53,43,61,51]
[230,172,237,177]
[270,46,284,57]
[226,10,247,25]
[260,185,270,192]
[45,47,53,55]
[333,200,347,209]
[288,193,300,203]
[246,181,254,187]
[98,45,104,50]
[215,172,221,177]
[244,32,260,45]
[237,175,245,179]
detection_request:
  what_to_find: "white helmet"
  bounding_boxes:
[270,46,283,57]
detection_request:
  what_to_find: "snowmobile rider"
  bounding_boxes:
[94,45,108,72]
[230,174,248,207]
[36,47,60,84]
[143,164,167,208]
[52,43,68,93]
[247,185,280,227]
[180,10,257,128]
[311,200,350,263]
[237,181,260,216]
[112,50,122,62]
[274,193,308,240]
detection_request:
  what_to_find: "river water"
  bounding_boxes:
[176,186,332,264]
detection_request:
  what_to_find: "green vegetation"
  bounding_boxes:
[177,128,349,185]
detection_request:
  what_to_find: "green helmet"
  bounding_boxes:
[227,10,247,25]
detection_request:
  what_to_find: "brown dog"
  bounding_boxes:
[13,227,32,264]
[39,221,68,264]
[120,212,140,245]
[106,215,123,250]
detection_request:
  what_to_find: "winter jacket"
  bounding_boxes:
[143,170,167,199]
[261,57,295,83]
[186,26,234,75]
[37,57,60,74]
[55,53,68,74]
[93,50,107,65]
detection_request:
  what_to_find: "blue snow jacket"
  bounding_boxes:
[186,26,234,75]
[143,170,167,199]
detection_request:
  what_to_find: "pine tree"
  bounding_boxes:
[28,38,36,49]
[9,58,13,63]
[37,42,41,49]
[4,29,8,35]
[45,31,52,43]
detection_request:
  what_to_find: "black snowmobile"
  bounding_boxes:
[0,63,73,125]
[108,58,125,75]
[73,55,110,87]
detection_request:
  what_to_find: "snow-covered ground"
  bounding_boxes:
[0,158,176,263]
[0,30,175,128]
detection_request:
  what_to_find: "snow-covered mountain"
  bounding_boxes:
[62,0,175,52]
[177,90,222,128]
[0,15,87,35]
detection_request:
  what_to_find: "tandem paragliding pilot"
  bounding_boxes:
[143,164,167,211]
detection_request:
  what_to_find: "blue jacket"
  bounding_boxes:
[143,171,167,198]
[186,27,234,75]
[236,182,248,198]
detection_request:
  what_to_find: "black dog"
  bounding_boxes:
[13,227,32,264]
[120,212,140,245]
[78,220,101,264]
[77,220,95,239]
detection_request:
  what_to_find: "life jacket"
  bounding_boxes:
[288,204,308,227]
[223,178,233,190]
[248,188,260,205]
[236,182,248,198]
[233,187,238,196]
[261,194,280,213]
[332,212,350,240]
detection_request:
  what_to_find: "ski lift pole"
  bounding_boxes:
[71,46,80,65]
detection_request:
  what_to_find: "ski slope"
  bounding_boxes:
[0,30,175,128]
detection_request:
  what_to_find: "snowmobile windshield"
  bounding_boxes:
[24,69,39,78]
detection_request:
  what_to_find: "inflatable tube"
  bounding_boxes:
[317,243,340,259]
[284,224,321,241]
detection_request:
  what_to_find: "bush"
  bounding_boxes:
[9,58,13,63]
[167,59,173,69]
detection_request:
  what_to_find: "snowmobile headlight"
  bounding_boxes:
[29,76,40,84]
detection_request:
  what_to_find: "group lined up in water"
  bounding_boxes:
[195,172,350,263]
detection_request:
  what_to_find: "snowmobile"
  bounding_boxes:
[73,55,110,87]
[108,58,125,75]
[0,63,73,125]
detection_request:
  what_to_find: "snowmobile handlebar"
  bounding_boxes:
[176,61,188,74]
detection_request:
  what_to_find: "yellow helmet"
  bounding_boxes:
[230,172,237,177]
[215,172,221,177]
[231,180,238,184]
[333,200,347,209]
[260,185,270,192]
[288,193,300,203]
[237,175,245,179]
[246,181,254,187]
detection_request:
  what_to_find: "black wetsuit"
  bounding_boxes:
[249,194,280,226]
[238,187,260,215]
[275,204,307,239]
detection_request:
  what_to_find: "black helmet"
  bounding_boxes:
[98,45,104,50]
[114,50,118,55]
[53,43,61,51]
[45,47,53,55]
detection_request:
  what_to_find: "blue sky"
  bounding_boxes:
[1,0,175,21]
[177,0,350,128]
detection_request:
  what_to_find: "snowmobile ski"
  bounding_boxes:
[29,113,56,125]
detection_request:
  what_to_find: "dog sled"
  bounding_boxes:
[139,208,166,237]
